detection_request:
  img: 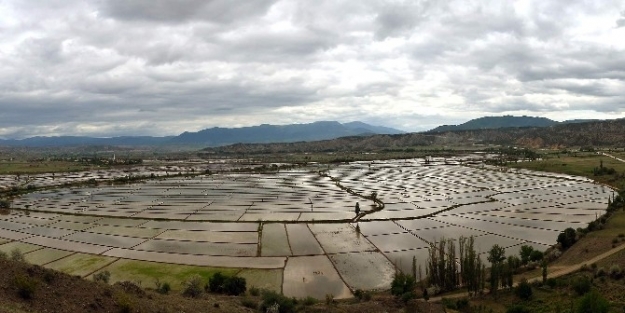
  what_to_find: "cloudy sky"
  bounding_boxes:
[1,0,625,139]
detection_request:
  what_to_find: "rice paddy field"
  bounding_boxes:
[0,157,613,299]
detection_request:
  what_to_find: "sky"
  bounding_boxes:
[1,0,625,139]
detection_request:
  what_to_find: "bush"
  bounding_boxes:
[93,271,111,284]
[10,248,25,262]
[14,274,38,299]
[0,250,7,259]
[207,272,246,296]
[572,276,592,296]
[182,275,203,298]
[249,286,260,296]
[577,290,609,313]
[515,278,532,300]
[595,267,607,278]
[354,289,372,301]
[456,298,469,310]
[115,293,134,313]
[155,280,171,294]
[507,305,531,313]
[260,290,296,313]
[240,297,258,309]
[609,265,623,279]
[302,296,318,306]
[546,278,558,288]
[223,276,246,296]
[207,272,226,293]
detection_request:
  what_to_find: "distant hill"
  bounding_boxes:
[170,121,404,146]
[0,136,174,147]
[429,116,557,132]
[0,121,403,147]
[204,118,625,154]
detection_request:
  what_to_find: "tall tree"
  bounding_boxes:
[487,244,506,293]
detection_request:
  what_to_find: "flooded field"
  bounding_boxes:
[0,158,612,298]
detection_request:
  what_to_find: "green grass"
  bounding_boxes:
[0,161,97,175]
[44,253,118,277]
[507,153,625,188]
[0,242,42,255]
[94,259,239,290]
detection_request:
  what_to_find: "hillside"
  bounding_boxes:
[171,121,404,146]
[0,121,403,148]
[204,118,625,154]
[429,115,557,132]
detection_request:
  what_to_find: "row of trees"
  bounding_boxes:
[416,236,546,296]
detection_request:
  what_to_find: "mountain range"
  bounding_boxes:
[0,121,404,147]
[428,115,600,132]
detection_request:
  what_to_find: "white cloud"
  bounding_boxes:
[1,0,625,139]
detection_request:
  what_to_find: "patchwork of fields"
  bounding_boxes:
[0,158,612,298]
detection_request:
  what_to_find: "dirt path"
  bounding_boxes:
[426,242,625,302]
[601,152,625,163]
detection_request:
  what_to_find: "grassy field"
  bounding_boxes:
[507,152,625,189]
[0,161,98,175]
[93,259,240,291]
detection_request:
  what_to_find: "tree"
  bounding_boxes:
[519,245,534,265]
[515,278,532,300]
[354,202,360,215]
[530,250,544,262]
[391,272,416,300]
[541,260,548,285]
[557,228,577,250]
[487,245,506,293]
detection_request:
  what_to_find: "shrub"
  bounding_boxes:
[515,278,532,301]
[240,297,258,309]
[609,265,623,279]
[182,275,203,298]
[507,305,531,313]
[572,276,591,296]
[10,248,25,262]
[325,294,334,305]
[302,296,318,306]
[456,298,469,310]
[223,276,246,296]
[546,278,558,288]
[0,250,7,259]
[155,280,171,294]
[115,293,134,313]
[207,272,226,293]
[14,274,38,299]
[260,290,296,313]
[354,289,372,301]
[93,271,111,284]
[249,286,260,296]
[595,267,607,278]
[207,273,246,296]
[577,290,609,313]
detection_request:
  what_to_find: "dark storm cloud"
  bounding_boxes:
[1,0,625,139]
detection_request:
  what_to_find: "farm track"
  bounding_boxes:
[426,242,625,302]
